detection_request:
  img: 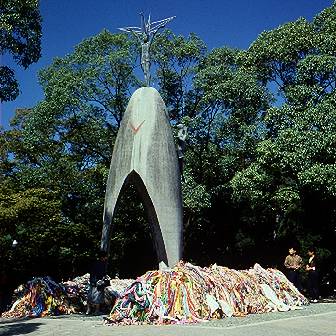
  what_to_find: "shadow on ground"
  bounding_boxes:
[0,322,42,335]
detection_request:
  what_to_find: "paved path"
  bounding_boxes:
[1,303,335,336]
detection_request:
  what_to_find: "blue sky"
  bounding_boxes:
[0,0,333,128]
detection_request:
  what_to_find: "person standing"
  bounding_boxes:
[306,246,319,302]
[284,247,303,291]
[0,271,10,314]
[176,123,188,180]
[86,251,108,315]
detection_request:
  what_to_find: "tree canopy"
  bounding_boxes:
[0,0,42,102]
[0,3,335,287]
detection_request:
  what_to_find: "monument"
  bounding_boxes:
[101,13,183,269]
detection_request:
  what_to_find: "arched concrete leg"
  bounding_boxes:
[101,116,133,254]
[128,171,169,267]
[101,176,127,253]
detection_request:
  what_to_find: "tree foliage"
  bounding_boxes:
[1,3,336,285]
[0,0,42,101]
[231,4,336,261]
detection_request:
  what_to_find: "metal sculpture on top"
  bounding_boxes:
[119,13,175,86]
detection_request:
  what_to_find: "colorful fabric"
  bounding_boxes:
[1,277,74,318]
[105,262,308,325]
[1,262,308,322]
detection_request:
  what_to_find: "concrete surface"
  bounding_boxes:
[1,303,335,336]
[101,87,183,268]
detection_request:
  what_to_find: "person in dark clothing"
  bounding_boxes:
[306,246,319,302]
[176,123,188,180]
[0,271,10,314]
[86,251,108,315]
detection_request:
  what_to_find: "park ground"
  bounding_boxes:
[0,302,335,336]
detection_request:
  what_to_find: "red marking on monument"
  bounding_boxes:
[129,120,145,134]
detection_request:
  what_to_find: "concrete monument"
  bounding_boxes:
[101,14,182,269]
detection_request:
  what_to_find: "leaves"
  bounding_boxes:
[0,0,42,101]
[230,4,336,257]
[1,3,336,278]
[0,66,19,101]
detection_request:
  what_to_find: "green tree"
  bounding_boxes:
[0,116,98,281]
[231,3,336,261]
[151,32,269,263]
[0,31,146,278]
[0,29,277,272]
[2,3,336,280]
[182,46,270,263]
[0,0,42,102]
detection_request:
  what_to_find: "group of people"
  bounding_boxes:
[284,246,319,302]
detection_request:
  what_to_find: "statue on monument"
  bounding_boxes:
[176,123,188,180]
[119,13,175,86]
